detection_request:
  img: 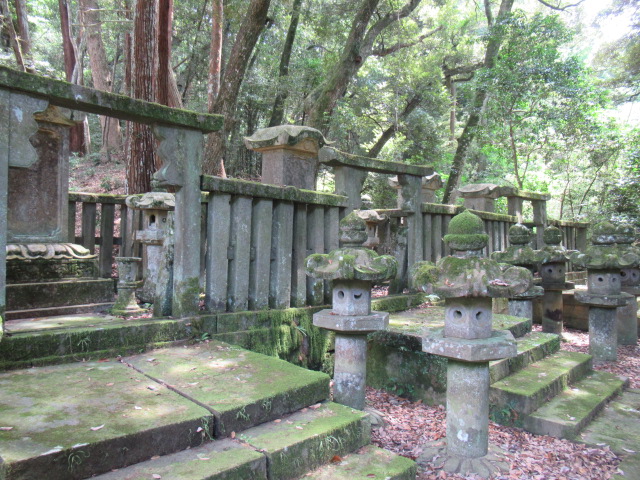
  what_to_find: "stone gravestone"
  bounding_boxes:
[573,222,637,363]
[492,223,544,322]
[412,210,532,478]
[306,211,397,410]
[244,125,329,190]
[535,226,574,335]
[5,105,114,318]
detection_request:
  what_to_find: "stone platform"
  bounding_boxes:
[0,341,414,480]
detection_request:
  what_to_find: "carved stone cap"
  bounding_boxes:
[457,183,503,199]
[126,191,175,210]
[614,222,637,245]
[7,243,96,260]
[244,125,331,154]
[388,173,443,190]
[355,209,387,225]
[508,223,533,245]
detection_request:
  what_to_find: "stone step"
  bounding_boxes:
[7,278,114,311]
[301,445,417,479]
[576,389,640,455]
[490,350,592,418]
[0,314,192,370]
[4,302,113,321]
[91,402,370,480]
[489,331,561,383]
[0,342,330,479]
[523,371,627,438]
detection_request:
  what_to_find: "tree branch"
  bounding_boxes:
[443,61,484,77]
[536,0,585,11]
[362,0,422,58]
[484,0,494,27]
[372,25,442,56]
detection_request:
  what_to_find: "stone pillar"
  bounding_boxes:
[398,174,424,268]
[573,222,636,363]
[507,197,524,222]
[126,191,175,317]
[536,226,573,335]
[532,200,548,248]
[244,125,329,190]
[152,125,203,318]
[412,210,528,478]
[334,165,367,214]
[456,184,502,213]
[306,211,397,410]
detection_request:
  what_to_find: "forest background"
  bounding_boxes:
[1,0,638,224]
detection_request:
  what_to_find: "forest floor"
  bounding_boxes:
[366,323,638,480]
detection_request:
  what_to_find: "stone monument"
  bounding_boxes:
[573,222,637,362]
[534,226,574,335]
[112,257,144,316]
[5,105,114,319]
[614,222,640,345]
[305,211,397,410]
[126,188,175,316]
[411,210,532,478]
[388,172,443,207]
[244,125,329,190]
[492,223,544,322]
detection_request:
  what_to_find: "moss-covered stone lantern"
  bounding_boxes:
[534,226,574,335]
[572,222,637,362]
[305,211,397,410]
[411,210,531,478]
[614,222,640,345]
[492,223,544,323]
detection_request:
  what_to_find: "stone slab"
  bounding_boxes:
[4,302,113,321]
[239,402,370,480]
[123,341,330,437]
[92,439,267,480]
[489,331,561,383]
[524,370,627,438]
[304,445,416,479]
[0,360,213,480]
[490,351,592,415]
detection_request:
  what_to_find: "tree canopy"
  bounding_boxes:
[0,0,637,222]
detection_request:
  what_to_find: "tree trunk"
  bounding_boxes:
[207,0,223,109]
[13,0,34,72]
[441,0,515,204]
[157,0,181,108]
[79,0,121,155]
[268,0,303,127]
[0,0,25,71]
[367,94,421,158]
[203,0,271,176]
[127,0,158,194]
[59,0,89,155]
[304,0,423,133]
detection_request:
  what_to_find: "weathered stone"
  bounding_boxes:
[245,125,329,190]
[388,172,443,207]
[422,328,516,362]
[112,257,144,316]
[614,222,640,345]
[457,183,503,213]
[313,309,388,333]
[126,190,175,315]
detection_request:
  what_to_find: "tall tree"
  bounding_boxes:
[303,0,437,133]
[268,0,303,127]
[126,0,158,193]
[0,0,26,71]
[13,0,34,72]
[203,0,271,176]
[79,0,122,155]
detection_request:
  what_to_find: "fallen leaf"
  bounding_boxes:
[152,475,161,479]
[90,425,105,431]
[331,455,342,463]
[196,427,203,433]
[0,426,14,431]
[106,383,114,387]
[134,406,142,410]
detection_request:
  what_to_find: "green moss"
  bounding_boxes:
[172,277,201,318]
[447,210,485,235]
[408,262,438,291]
[371,293,427,313]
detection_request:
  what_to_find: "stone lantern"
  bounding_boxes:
[614,222,640,345]
[126,189,175,317]
[456,183,503,213]
[492,223,544,322]
[305,211,397,410]
[112,257,144,316]
[573,222,637,363]
[244,125,329,190]
[411,210,531,478]
[535,226,574,335]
